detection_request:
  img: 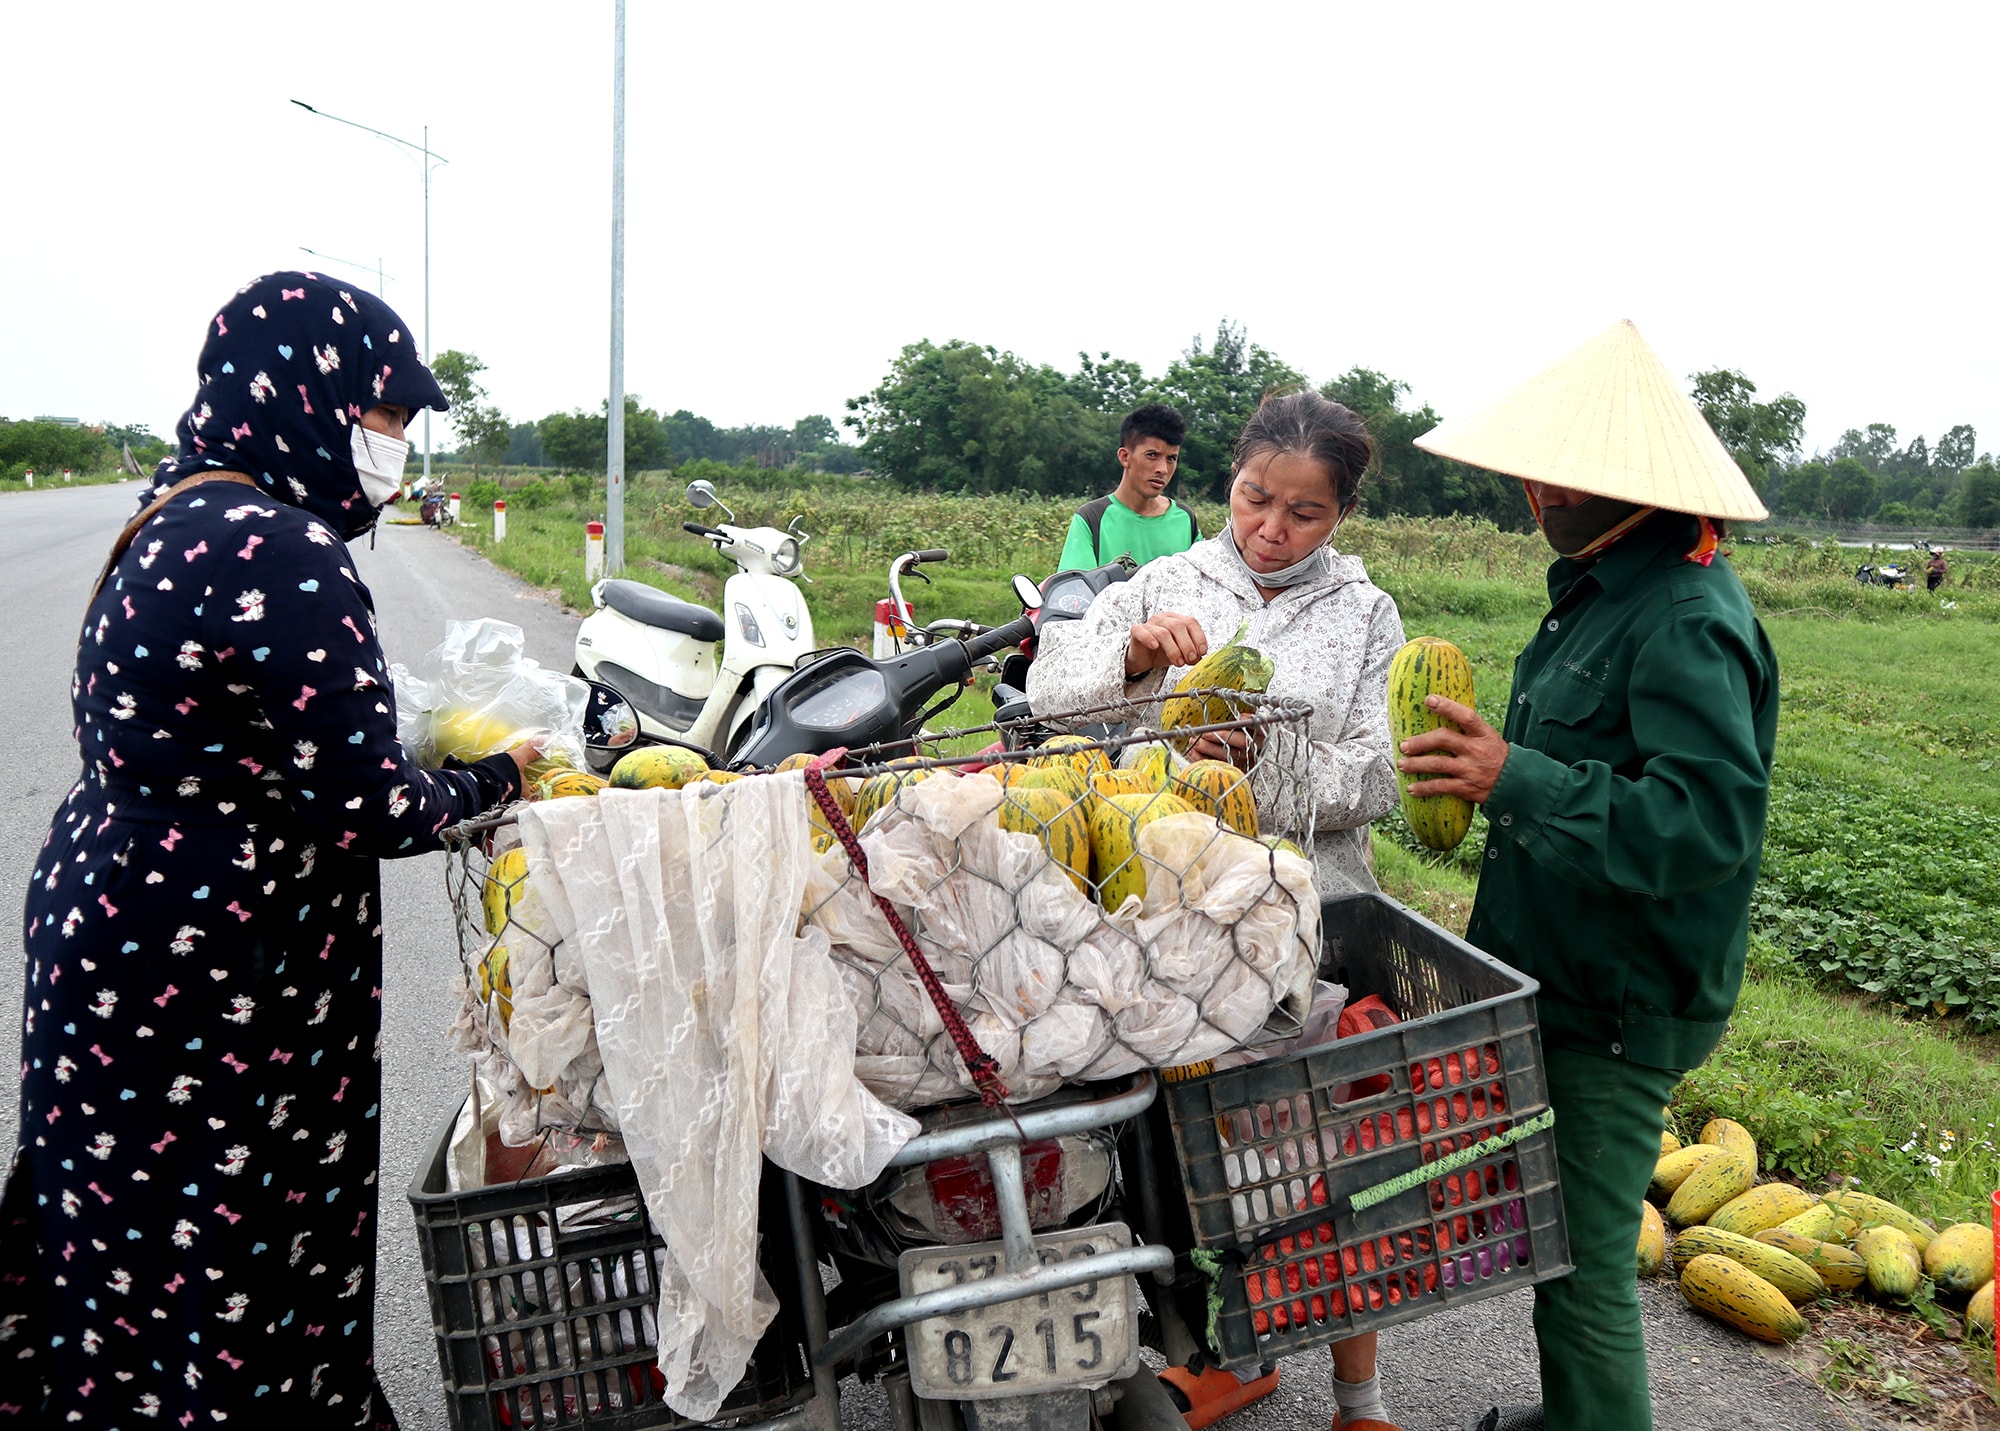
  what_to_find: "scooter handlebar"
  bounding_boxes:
[960,614,1036,663]
[683,522,723,538]
[914,548,949,563]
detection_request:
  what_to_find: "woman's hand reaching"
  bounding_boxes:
[505,735,549,791]
[1125,612,1208,678]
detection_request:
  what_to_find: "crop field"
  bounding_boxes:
[445,466,2000,1238]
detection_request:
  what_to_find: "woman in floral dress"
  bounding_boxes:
[2,272,533,1427]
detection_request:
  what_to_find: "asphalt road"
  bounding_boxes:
[0,485,1857,1431]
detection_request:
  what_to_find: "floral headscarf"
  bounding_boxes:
[148,271,448,540]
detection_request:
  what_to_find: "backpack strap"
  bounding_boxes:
[1077,495,1114,564]
[1176,499,1201,542]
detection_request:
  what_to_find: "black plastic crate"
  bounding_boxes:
[1163,893,1569,1368]
[409,1102,813,1429]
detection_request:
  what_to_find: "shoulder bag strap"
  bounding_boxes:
[89,471,261,606]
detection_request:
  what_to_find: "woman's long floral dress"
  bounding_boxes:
[3,488,514,1428]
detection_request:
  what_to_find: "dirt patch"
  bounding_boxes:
[1785,1299,1998,1428]
[644,559,721,604]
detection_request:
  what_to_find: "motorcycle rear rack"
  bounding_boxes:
[799,1072,1175,1379]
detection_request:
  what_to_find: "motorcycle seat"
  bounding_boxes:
[600,579,725,642]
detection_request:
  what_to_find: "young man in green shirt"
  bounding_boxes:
[1398,322,1779,1431]
[1056,403,1201,571]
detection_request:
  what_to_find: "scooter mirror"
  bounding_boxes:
[685,479,718,509]
[1011,573,1042,609]
[582,680,641,751]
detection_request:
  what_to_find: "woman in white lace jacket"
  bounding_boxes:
[1027,391,1405,896]
[1027,389,1410,1428]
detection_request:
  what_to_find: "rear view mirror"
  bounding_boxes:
[582,680,640,750]
[1012,573,1042,609]
[685,479,717,509]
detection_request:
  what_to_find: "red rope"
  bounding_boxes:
[803,750,1013,1108]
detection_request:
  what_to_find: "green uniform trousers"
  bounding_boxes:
[1533,1044,1683,1430]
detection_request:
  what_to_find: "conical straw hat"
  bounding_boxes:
[1413,320,1769,521]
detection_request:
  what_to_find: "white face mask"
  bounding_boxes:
[350,424,410,506]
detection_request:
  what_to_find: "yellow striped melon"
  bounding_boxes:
[1121,740,1181,792]
[1033,734,1113,786]
[1754,1229,1868,1293]
[1966,1281,1994,1336]
[481,848,530,937]
[1171,759,1259,837]
[1670,1225,1826,1304]
[1661,1128,1682,1157]
[1159,627,1273,733]
[478,942,514,1031]
[609,745,708,790]
[1650,1143,1732,1202]
[1922,1222,1994,1299]
[1776,1202,1858,1245]
[1856,1225,1923,1302]
[1088,791,1196,913]
[1699,1118,1759,1173]
[1637,1201,1667,1278]
[1679,1255,1808,1343]
[1089,769,1156,802]
[537,769,609,800]
[997,786,1090,895]
[1707,1183,1817,1238]
[1385,636,1476,851]
[1665,1150,1754,1228]
[850,767,932,832]
[1823,1191,1936,1251]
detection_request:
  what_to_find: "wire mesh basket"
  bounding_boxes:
[445,690,1327,1139]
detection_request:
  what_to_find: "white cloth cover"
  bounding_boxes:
[516,775,918,1421]
[805,774,1322,1109]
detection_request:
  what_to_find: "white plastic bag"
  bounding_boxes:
[392,617,587,768]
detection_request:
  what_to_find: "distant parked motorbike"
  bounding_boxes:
[1855,561,1913,590]
[419,486,454,527]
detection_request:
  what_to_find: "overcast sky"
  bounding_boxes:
[4,3,1995,463]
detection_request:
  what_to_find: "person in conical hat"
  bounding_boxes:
[1396,321,1779,1431]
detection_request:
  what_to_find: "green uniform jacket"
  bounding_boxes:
[1466,513,1779,1072]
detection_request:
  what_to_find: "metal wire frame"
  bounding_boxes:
[444,690,1323,1142]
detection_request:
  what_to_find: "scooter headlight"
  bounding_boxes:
[773,537,801,576]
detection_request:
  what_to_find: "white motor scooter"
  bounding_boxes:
[573,478,815,767]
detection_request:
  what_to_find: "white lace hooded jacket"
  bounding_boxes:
[1025,535,1405,895]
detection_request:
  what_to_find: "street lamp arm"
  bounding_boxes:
[290,99,449,164]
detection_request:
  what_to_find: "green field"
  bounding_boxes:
[450,467,2000,1231]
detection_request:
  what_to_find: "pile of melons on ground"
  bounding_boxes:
[513,734,1299,917]
[1641,1118,1994,1344]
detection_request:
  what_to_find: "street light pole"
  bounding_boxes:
[606,0,627,574]
[289,99,447,487]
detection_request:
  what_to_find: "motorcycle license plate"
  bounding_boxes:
[899,1224,1139,1400]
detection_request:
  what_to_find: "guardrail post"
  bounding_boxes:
[447,491,461,523]
[585,520,606,580]
[493,499,507,542]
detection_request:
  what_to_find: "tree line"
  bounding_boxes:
[840,323,1535,526]
[0,418,170,483]
[1688,369,1997,529]
[430,351,862,477]
[424,331,2000,532]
